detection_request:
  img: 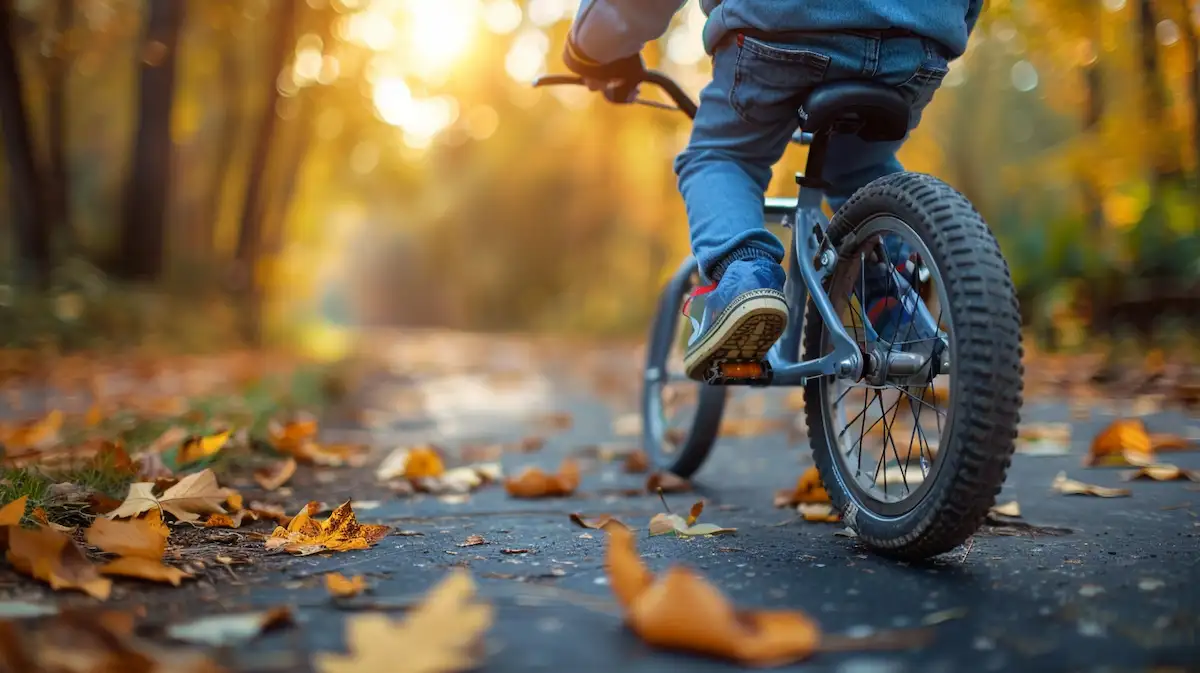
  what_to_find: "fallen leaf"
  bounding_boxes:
[268,416,318,451]
[177,431,231,465]
[314,570,492,673]
[86,509,169,558]
[1016,422,1072,456]
[645,471,691,494]
[249,501,289,524]
[501,548,530,554]
[774,467,830,507]
[225,491,243,511]
[326,573,367,598]
[0,409,63,451]
[416,463,503,495]
[1149,433,1196,453]
[99,556,192,586]
[1121,464,1200,482]
[0,496,29,526]
[796,503,841,523]
[147,425,189,455]
[167,607,293,647]
[648,505,736,537]
[622,450,650,474]
[604,524,819,665]
[204,510,255,528]
[989,501,1022,518]
[1087,419,1155,466]
[106,469,231,522]
[133,450,174,481]
[265,500,390,555]
[458,534,487,547]
[505,459,580,499]
[254,458,297,491]
[376,445,446,481]
[1052,471,1131,498]
[6,526,112,600]
[568,513,628,530]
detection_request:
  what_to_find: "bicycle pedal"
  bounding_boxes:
[705,359,773,386]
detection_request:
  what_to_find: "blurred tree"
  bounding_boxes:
[43,0,74,250]
[0,0,50,288]
[116,0,186,281]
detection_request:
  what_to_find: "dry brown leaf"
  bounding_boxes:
[248,501,289,524]
[1121,464,1200,482]
[989,501,1022,518]
[1016,422,1072,456]
[649,503,736,537]
[0,495,28,526]
[325,573,367,598]
[774,467,830,507]
[313,570,492,673]
[268,416,318,451]
[457,534,486,547]
[99,556,192,586]
[204,510,255,529]
[416,463,503,495]
[133,450,174,481]
[604,524,819,665]
[6,526,112,600]
[254,458,297,491]
[86,509,169,559]
[505,459,580,499]
[796,503,841,523]
[0,409,63,451]
[645,471,691,494]
[622,450,650,474]
[265,500,390,556]
[177,431,231,465]
[1087,419,1155,467]
[375,445,445,481]
[1149,433,1196,453]
[1052,471,1131,498]
[568,513,628,530]
[0,611,224,672]
[103,482,160,519]
[106,469,231,522]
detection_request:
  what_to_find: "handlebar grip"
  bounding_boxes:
[532,74,585,88]
[643,71,698,119]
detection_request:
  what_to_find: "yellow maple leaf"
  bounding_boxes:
[265,501,390,556]
[314,570,492,673]
[177,431,231,465]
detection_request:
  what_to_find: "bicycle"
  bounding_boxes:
[534,69,1023,560]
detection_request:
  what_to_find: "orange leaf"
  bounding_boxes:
[249,501,289,524]
[0,410,63,451]
[1087,419,1155,467]
[254,458,297,491]
[98,556,191,586]
[622,450,650,474]
[404,446,445,479]
[85,510,169,559]
[204,510,255,529]
[686,501,703,527]
[0,496,29,526]
[269,416,319,452]
[6,527,112,600]
[325,573,367,598]
[774,466,830,507]
[265,501,390,556]
[604,524,820,666]
[504,460,580,499]
[1149,433,1195,453]
[645,471,691,494]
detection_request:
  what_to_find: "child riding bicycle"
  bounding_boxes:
[562,0,983,381]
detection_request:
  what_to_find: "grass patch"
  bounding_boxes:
[0,455,135,526]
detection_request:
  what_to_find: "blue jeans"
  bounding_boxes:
[674,31,951,281]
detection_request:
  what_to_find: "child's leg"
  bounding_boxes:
[673,44,796,284]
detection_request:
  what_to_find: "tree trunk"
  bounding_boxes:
[115,0,186,281]
[190,24,241,258]
[1081,47,1106,236]
[1137,0,1170,184]
[44,0,73,250]
[1178,0,1199,185]
[234,0,295,273]
[0,0,51,288]
[233,0,297,343]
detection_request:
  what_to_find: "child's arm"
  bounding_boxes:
[563,0,686,79]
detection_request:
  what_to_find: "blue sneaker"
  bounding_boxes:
[861,237,938,344]
[682,259,788,381]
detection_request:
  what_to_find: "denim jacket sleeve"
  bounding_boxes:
[569,0,687,63]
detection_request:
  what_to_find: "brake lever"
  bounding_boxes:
[532,74,585,88]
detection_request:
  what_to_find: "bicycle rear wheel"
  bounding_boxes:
[641,261,727,478]
[802,172,1023,559]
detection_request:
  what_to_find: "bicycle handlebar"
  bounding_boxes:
[532,69,810,145]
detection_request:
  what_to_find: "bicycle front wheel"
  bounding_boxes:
[802,172,1023,559]
[641,260,727,478]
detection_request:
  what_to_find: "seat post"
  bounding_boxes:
[796,130,830,190]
